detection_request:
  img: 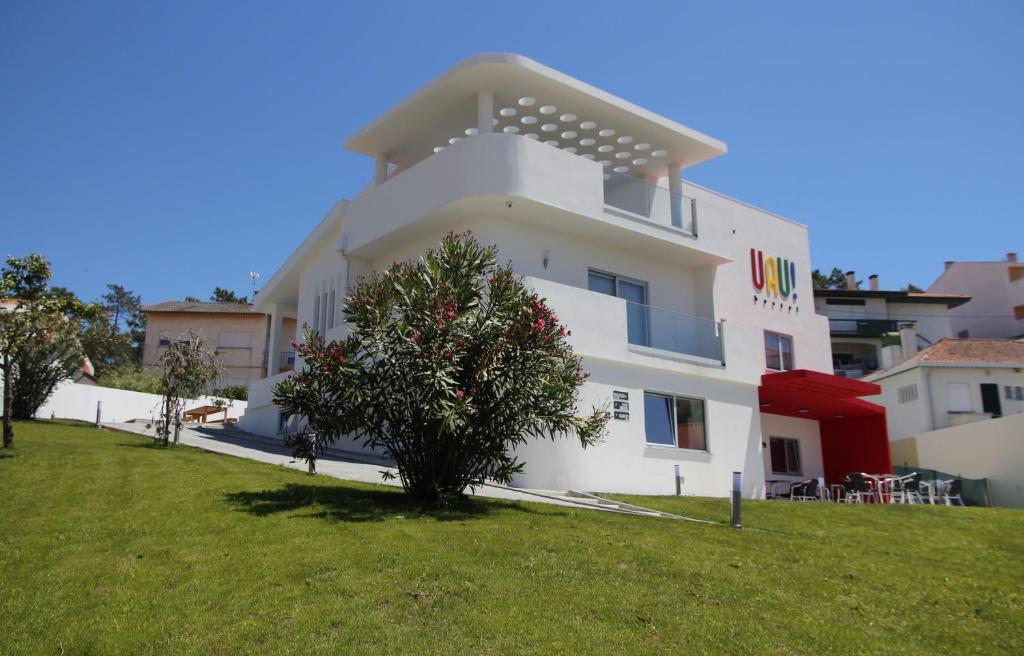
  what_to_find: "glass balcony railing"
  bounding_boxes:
[279,351,296,372]
[624,301,724,363]
[828,319,908,338]
[602,169,696,235]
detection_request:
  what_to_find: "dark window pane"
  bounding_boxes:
[769,438,787,473]
[764,332,781,370]
[770,437,801,474]
[644,393,675,446]
[675,397,706,450]
[785,439,801,473]
[588,271,615,296]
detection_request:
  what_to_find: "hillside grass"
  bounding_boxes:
[1,420,1022,655]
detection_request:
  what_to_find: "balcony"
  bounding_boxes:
[603,170,696,235]
[828,319,906,338]
[278,351,296,372]
[624,301,723,363]
[343,133,729,266]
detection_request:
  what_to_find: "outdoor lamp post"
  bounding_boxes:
[730,471,743,529]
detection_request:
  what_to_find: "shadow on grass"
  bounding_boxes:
[224,482,542,523]
[0,450,15,459]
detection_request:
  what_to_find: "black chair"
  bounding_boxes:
[943,479,966,506]
[791,479,819,501]
[842,473,871,504]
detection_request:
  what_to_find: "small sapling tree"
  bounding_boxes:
[155,331,224,445]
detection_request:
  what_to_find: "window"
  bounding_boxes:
[825,298,866,306]
[764,331,794,371]
[1014,305,1024,320]
[898,384,919,404]
[588,270,649,346]
[769,437,802,475]
[1016,387,1024,401]
[1009,266,1024,282]
[947,383,972,413]
[1007,386,1015,400]
[957,329,970,338]
[327,289,336,330]
[643,392,707,451]
[312,294,321,335]
[158,337,171,347]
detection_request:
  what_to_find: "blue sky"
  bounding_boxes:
[2,1,1021,304]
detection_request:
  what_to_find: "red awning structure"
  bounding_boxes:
[759,370,892,484]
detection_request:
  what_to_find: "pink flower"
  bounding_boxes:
[455,390,464,399]
[534,319,546,330]
[290,340,299,348]
[411,331,421,342]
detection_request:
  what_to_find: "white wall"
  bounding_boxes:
[759,414,824,484]
[929,261,1024,338]
[892,414,1024,508]
[36,380,247,424]
[510,359,765,498]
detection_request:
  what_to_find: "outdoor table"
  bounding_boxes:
[829,484,845,503]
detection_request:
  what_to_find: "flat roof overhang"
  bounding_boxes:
[814,289,972,308]
[344,53,727,177]
[758,369,884,421]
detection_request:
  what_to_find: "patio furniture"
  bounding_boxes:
[765,479,793,500]
[842,473,873,503]
[892,473,924,504]
[942,479,966,506]
[829,483,845,503]
[791,479,819,502]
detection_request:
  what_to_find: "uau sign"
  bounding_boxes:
[750,249,798,301]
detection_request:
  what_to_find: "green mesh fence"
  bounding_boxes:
[893,465,990,507]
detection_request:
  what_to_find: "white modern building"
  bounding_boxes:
[813,273,970,378]
[927,253,1024,339]
[240,53,891,498]
[866,338,1024,440]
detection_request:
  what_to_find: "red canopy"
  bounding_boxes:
[759,370,892,483]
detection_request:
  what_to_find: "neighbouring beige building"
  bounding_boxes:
[142,301,297,387]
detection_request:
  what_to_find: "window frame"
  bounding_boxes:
[642,390,709,452]
[764,330,795,372]
[768,436,803,476]
[588,268,650,347]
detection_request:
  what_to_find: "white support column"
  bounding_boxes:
[266,303,282,377]
[374,154,389,186]
[477,90,494,135]
[668,162,683,229]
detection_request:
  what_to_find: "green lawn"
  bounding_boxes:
[1,421,1022,655]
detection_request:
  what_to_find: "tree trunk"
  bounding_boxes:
[2,354,14,448]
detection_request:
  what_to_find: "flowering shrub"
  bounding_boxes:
[273,232,608,506]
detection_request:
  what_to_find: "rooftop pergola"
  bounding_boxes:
[345,53,728,187]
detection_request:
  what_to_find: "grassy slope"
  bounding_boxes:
[0,421,1021,655]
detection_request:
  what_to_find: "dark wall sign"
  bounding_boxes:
[613,391,629,421]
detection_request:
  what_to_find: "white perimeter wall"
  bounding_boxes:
[36,380,247,424]
[893,414,1024,508]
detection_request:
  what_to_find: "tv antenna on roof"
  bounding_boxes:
[249,271,261,299]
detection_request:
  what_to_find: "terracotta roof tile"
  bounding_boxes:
[905,338,1024,365]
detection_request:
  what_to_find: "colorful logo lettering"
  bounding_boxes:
[750,249,797,300]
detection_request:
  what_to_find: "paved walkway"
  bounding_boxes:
[105,421,595,510]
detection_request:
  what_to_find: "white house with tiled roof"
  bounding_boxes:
[865,338,1024,440]
[240,53,894,497]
